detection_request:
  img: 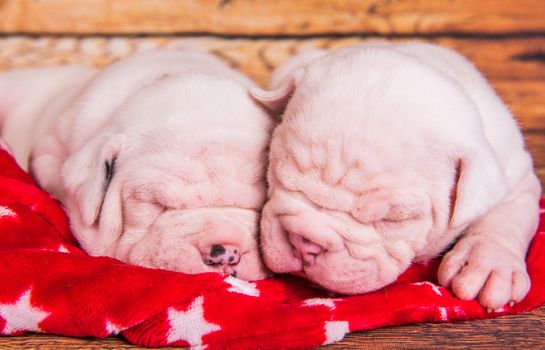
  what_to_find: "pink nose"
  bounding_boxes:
[288,233,324,266]
[202,244,241,277]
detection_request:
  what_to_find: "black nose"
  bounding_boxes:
[203,244,241,269]
[210,244,226,257]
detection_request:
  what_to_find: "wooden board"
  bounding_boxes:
[494,80,545,130]
[1,0,545,36]
[526,132,545,168]
[1,36,544,86]
[0,36,544,89]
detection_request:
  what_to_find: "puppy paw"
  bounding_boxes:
[437,236,530,310]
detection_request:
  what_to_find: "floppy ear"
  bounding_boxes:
[62,134,125,228]
[250,76,298,114]
[251,49,328,114]
[449,145,508,229]
[250,67,305,115]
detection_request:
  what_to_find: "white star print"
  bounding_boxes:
[0,206,16,218]
[0,289,50,335]
[224,276,260,297]
[323,321,350,345]
[438,307,448,321]
[57,245,70,253]
[413,282,444,296]
[302,298,338,310]
[105,320,124,335]
[167,296,221,349]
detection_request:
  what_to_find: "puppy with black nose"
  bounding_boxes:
[0,48,273,280]
[252,42,541,309]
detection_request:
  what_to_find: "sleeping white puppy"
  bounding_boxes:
[0,49,273,280]
[252,42,541,309]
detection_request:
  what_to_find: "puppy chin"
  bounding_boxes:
[126,244,203,273]
[262,232,410,294]
[261,208,412,294]
[302,253,406,295]
[262,245,304,274]
[233,250,272,280]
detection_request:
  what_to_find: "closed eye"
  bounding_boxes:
[155,201,172,212]
[121,197,166,231]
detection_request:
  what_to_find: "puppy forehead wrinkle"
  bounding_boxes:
[284,117,421,168]
[338,220,383,245]
[273,136,423,213]
[127,164,263,210]
[121,137,266,199]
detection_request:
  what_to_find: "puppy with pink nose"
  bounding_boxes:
[0,49,273,280]
[252,42,541,309]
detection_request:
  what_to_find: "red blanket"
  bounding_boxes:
[1,142,544,350]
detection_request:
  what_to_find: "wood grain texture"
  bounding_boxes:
[526,132,545,168]
[494,80,545,130]
[0,36,544,87]
[0,0,545,36]
[1,305,544,349]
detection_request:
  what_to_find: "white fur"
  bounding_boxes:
[0,49,273,280]
[252,41,541,309]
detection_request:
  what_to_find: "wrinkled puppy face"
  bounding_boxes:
[254,46,505,293]
[61,76,272,280]
[260,123,440,293]
[113,155,268,280]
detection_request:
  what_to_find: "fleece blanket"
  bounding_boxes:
[0,141,544,350]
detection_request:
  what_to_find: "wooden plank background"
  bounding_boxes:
[0,1,544,349]
[1,0,545,35]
